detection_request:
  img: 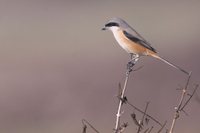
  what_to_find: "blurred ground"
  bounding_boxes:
[0,0,200,133]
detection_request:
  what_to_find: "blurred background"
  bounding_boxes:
[0,0,200,133]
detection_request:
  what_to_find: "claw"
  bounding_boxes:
[127,61,135,72]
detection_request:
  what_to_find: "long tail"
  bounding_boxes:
[150,54,189,75]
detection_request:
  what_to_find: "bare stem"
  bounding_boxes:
[127,101,163,127]
[180,84,199,112]
[114,68,131,132]
[157,121,167,133]
[137,102,149,133]
[114,56,136,133]
[147,126,154,133]
[82,119,100,133]
[169,72,192,133]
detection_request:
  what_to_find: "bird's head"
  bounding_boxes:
[102,17,126,32]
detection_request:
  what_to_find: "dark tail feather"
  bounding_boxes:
[151,54,189,75]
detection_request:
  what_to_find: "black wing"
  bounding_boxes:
[123,30,157,53]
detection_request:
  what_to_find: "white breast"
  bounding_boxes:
[110,27,133,54]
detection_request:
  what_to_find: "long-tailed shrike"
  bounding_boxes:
[102,17,189,75]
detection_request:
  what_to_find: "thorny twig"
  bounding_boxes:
[114,55,139,133]
[82,119,100,133]
[137,102,149,133]
[147,126,154,133]
[118,122,128,133]
[143,128,150,133]
[127,100,163,127]
[132,102,167,133]
[82,123,87,133]
[180,84,199,112]
[118,82,163,128]
[157,121,167,133]
[114,69,130,133]
[131,113,141,128]
[169,72,198,133]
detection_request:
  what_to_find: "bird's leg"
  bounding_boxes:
[127,54,139,72]
[131,54,139,64]
[130,53,134,60]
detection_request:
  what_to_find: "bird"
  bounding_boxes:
[102,17,189,75]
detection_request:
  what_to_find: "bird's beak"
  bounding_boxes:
[101,27,107,30]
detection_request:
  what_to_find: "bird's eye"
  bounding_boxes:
[105,22,119,27]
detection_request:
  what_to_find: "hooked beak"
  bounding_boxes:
[101,27,107,30]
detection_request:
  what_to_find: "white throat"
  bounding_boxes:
[109,27,132,53]
[109,26,120,33]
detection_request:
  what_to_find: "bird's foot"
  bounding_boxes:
[127,61,135,72]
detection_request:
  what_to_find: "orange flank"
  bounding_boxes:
[114,29,156,56]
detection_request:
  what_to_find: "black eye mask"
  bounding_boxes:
[105,22,119,27]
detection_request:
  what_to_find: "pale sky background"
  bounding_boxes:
[0,0,200,133]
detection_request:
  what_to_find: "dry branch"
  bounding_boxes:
[131,113,141,128]
[136,102,149,133]
[127,100,163,127]
[169,72,198,133]
[157,121,167,133]
[114,70,130,133]
[147,126,153,133]
[82,119,100,133]
[114,56,139,133]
